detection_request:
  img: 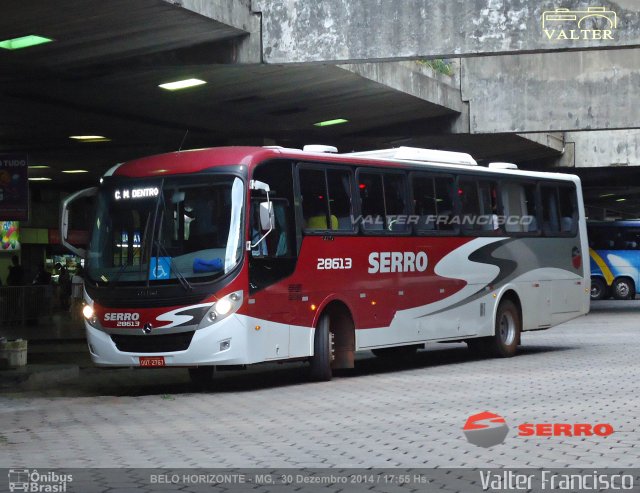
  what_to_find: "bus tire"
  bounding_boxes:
[309,313,333,381]
[612,278,635,300]
[479,299,521,358]
[590,278,608,301]
[188,366,215,387]
[466,338,490,356]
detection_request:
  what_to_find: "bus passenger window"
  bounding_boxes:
[358,172,409,232]
[501,182,538,233]
[384,174,409,232]
[300,168,335,231]
[558,186,577,233]
[541,186,560,235]
[299,167,354,232]
[541,185,577,235]
[359,173,385,231]
[412,175,455,232]
[326,169,354,231]
[459,178,500,233]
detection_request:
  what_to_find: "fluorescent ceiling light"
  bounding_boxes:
[314,118,349,127]
[69,135,111,143]
[0,35,53,50]
[28,165,50,169]
[159,78,206,91]
[28,177,52,181]
[599,193,615,198]
[62,170,89,174]
[616,198,627,202]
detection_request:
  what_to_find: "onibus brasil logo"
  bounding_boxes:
[8,469,73,492]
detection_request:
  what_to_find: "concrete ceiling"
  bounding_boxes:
[2,1,562,188]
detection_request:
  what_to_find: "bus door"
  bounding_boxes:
[248,197,300,359]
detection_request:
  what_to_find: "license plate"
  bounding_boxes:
[139,356,165,367]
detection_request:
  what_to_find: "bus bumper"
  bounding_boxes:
[84,314,297,367]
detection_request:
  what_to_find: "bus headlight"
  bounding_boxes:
[82,304,94,319]
[82,304,98,327]
[199,291,243,328]
[215,298,233,316]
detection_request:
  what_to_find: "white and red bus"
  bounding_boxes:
[61,146,589,382]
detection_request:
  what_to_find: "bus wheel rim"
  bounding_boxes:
[617,283,629,297]
[499,312,516,346]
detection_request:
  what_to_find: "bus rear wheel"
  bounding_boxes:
[468,299,520,358]
[590,278,608,300]
[309,314,334,381]
[612,278,635,300]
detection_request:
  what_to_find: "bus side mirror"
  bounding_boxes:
[259,201,274,231]
[60,187,98,258]
[247,180,274,251]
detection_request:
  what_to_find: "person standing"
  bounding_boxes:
[70,266,85,320]
[32,262,51,285]
[7,255,24,286]
[59,267,72,310]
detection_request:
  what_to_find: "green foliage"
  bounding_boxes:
[417,58,453,77]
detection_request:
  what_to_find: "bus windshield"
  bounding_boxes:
[87,175,244,286]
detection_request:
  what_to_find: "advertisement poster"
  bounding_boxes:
[0,220,20,251]
[0,154,28,221]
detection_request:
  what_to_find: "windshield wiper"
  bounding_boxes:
[152,197,192,291]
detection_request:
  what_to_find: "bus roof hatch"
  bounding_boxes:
[344,146,477,166]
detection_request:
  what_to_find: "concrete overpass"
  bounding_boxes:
[251,0,640,63]
[1,0,638,192]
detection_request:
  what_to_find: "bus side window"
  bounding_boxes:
[300,168,333,231]
[412,174,455,232]
[384,174,409,232]
[542,185,577,236]
[623,229,640,249]
[299,167,354,232]
[558,186,578,234]
[358,172,409,233]
[459,178,500,233]
[326,169,354,231]
[501,182,539,234]
[541,186,560,235]
[359,173,385,231]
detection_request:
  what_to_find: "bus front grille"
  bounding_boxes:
[111,331,195,353]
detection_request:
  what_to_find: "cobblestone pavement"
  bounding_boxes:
[1,301,639,469]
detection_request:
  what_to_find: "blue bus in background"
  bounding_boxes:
[588,221,640,300]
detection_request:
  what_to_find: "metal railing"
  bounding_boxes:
[0,286,54,325]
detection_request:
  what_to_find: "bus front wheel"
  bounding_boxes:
[309,314,334,381]
[590,278,608,300]
[612,278,635,300]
